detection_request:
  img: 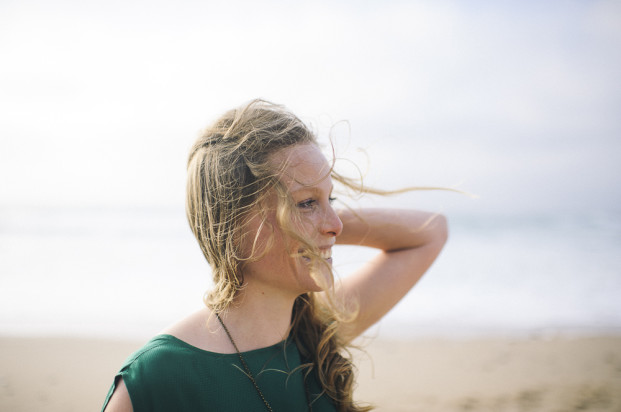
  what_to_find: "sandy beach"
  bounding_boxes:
[1,334,620,411]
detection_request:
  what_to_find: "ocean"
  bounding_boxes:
[1,205,620,340]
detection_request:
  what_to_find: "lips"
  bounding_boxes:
[320,248,333,265]
[299,247,333,264]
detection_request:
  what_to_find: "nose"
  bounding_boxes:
[321,205,343,237]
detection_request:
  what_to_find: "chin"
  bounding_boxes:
[295,254,334,293]
[305,268,333,292]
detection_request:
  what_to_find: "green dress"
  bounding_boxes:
[101,334,337,411]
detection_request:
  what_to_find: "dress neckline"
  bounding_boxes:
[154,333,291,357]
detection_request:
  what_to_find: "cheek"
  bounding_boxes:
[240,213,278,260]
[265,216,301,262]
[291,213,319,241]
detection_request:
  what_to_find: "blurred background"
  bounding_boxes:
[1,0,620,340]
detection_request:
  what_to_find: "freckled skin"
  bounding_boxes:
[240,144,343,298]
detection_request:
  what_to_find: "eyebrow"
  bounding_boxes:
[290,184,334,195]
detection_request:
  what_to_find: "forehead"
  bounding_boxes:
[268,144,332,190]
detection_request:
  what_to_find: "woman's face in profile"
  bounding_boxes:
[241,143,343,296]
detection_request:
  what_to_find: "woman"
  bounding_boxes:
[102,100,448,411]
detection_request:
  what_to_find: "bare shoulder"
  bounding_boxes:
[104,378,133,412]
[159,307,230,353]
[160,307,211,345]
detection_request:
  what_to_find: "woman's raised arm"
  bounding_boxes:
[334,208,448,341]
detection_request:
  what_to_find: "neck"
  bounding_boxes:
[217,280,299,352]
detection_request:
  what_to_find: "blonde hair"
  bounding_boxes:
[186,99,371,411]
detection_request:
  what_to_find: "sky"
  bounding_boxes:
[1,0,620,215]
[1,0,620,340]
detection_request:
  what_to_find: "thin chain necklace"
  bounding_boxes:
[215,312,313,412]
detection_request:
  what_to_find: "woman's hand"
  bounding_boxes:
[334,208,448,341]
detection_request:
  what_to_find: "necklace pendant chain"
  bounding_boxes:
[216,313,274,412]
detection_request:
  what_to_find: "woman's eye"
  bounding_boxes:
[297,199,317,209]
[329,196,337,204]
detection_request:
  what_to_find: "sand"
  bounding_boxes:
[355,336,621,411]
[1,334,620,411]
